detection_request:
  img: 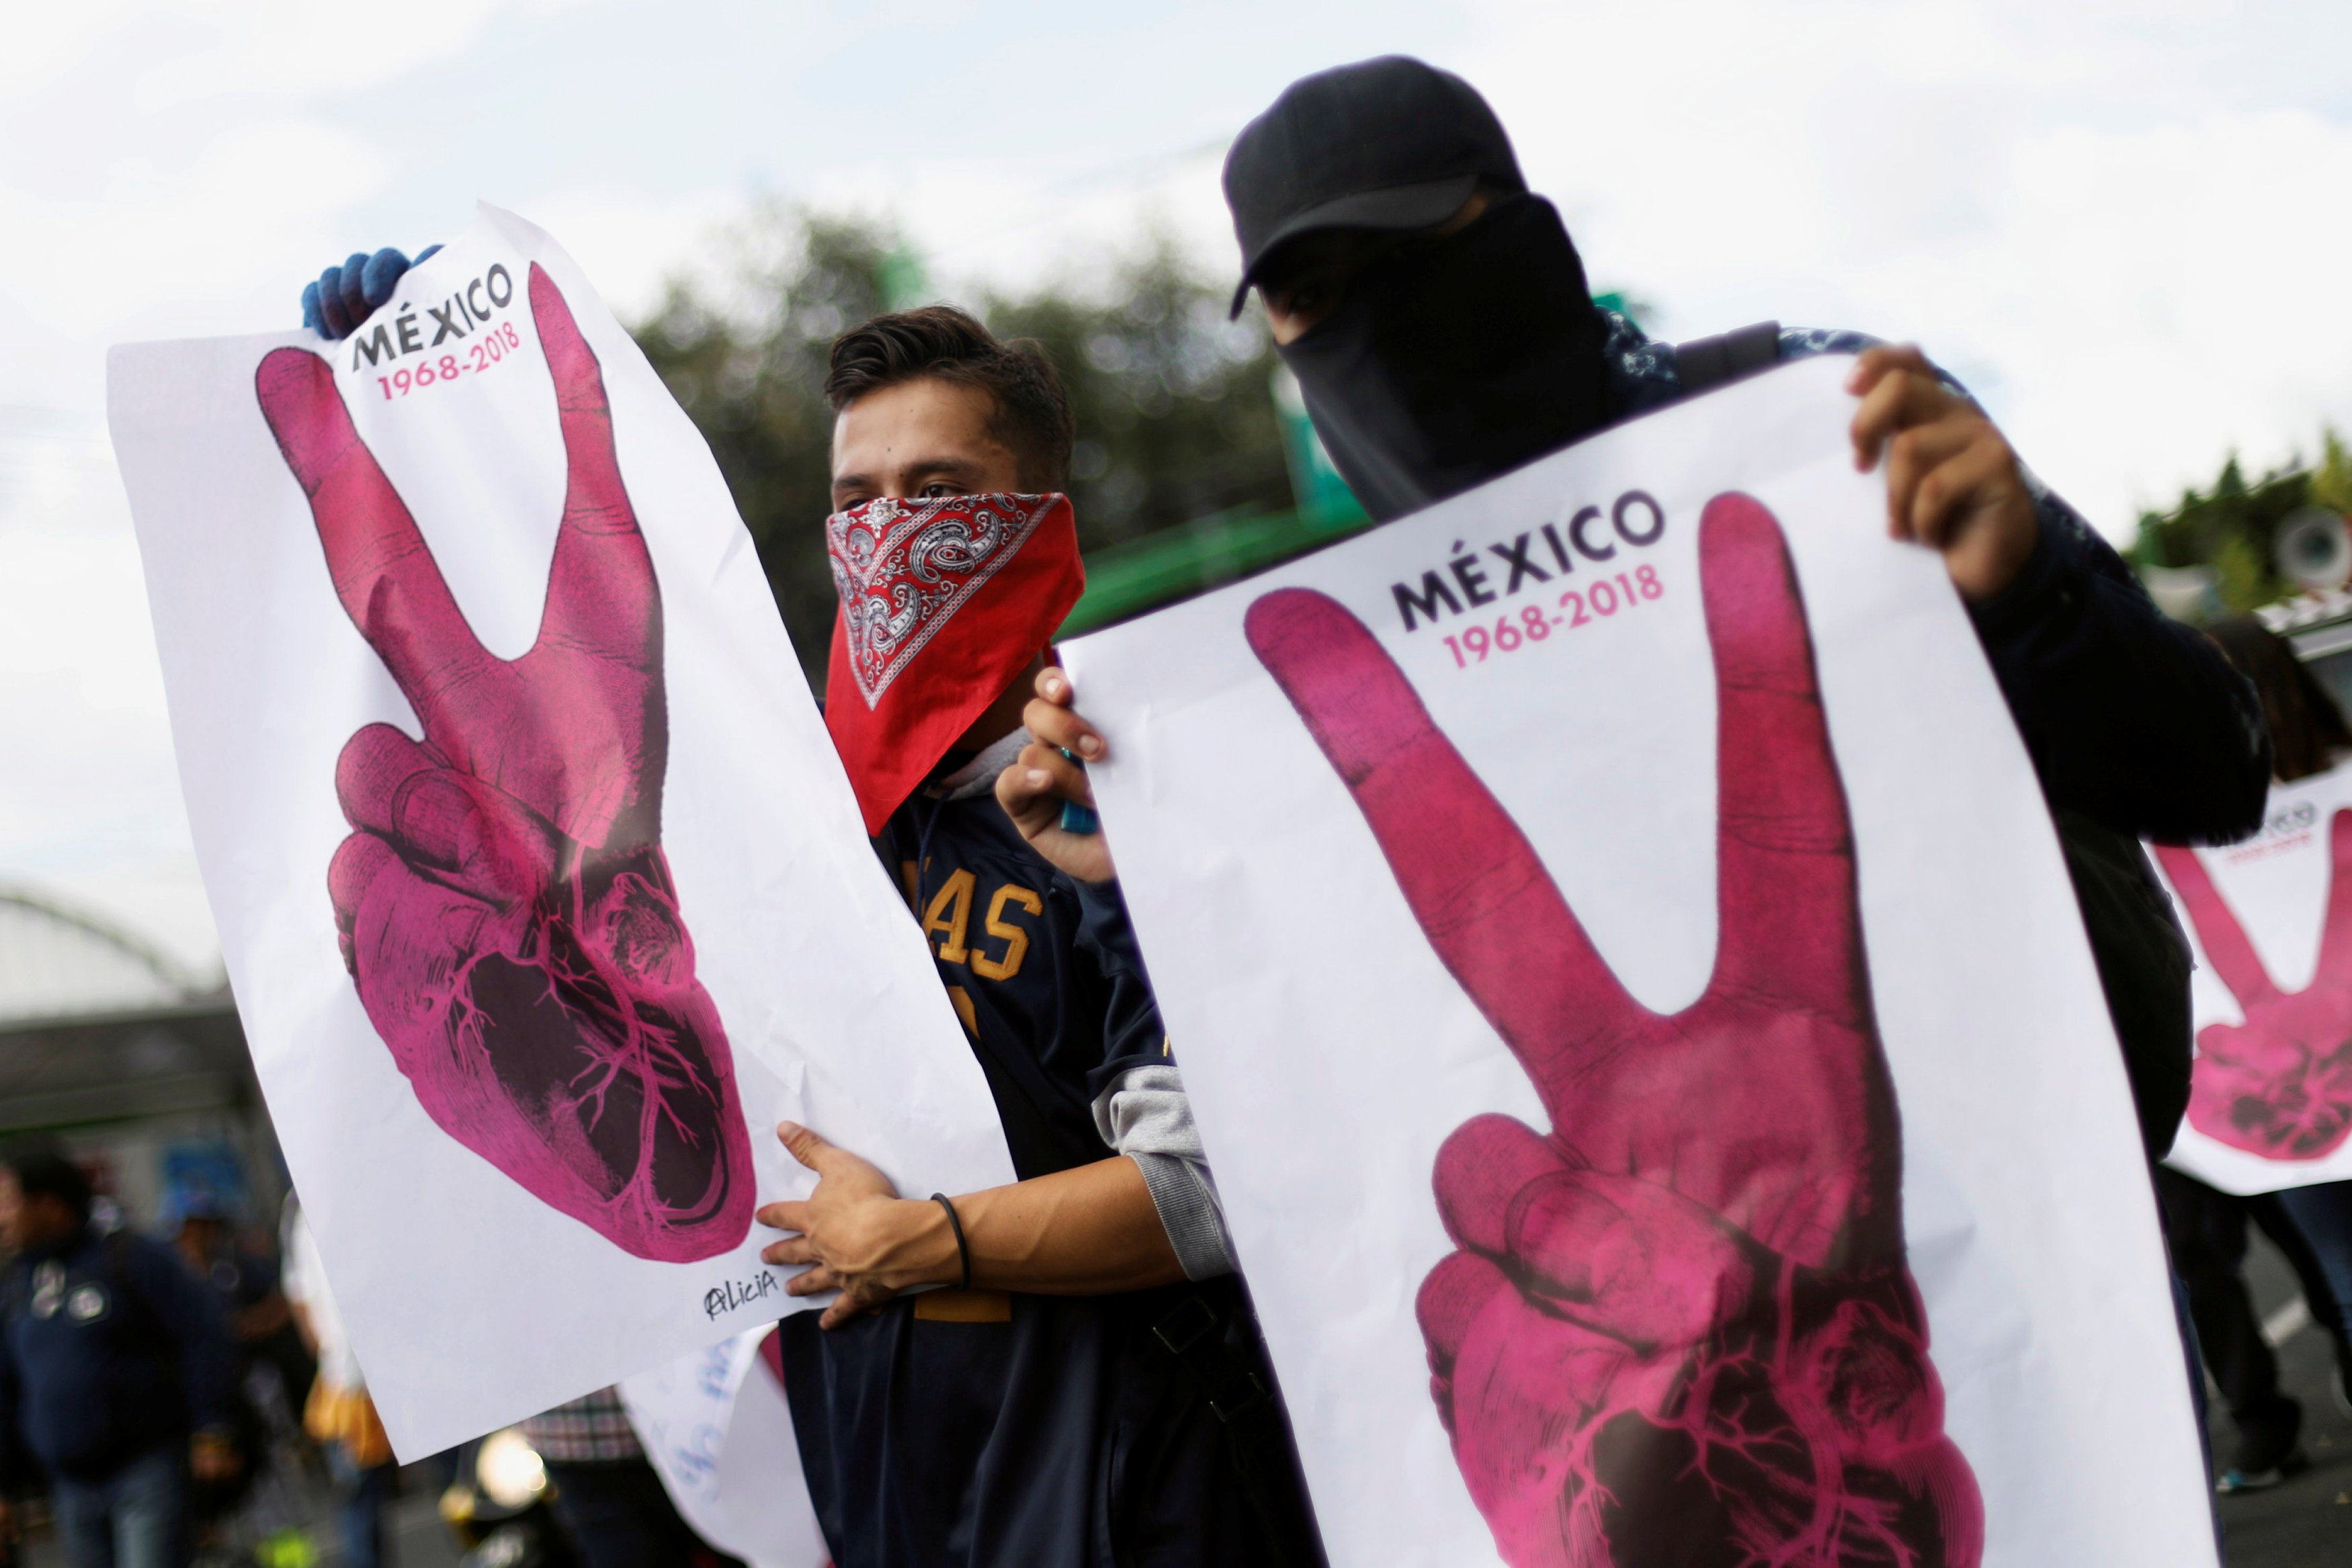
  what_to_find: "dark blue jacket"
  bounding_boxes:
[0,1224,239,1484]
[1610,316,2270,1153]
[1606,316,2272,846]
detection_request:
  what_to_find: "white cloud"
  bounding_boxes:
[509,184,754,321]
[1452,0,2352,529]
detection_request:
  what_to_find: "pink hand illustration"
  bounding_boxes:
[1247,495,1980,1567]
[2154,819,2352,1160]
[255,265,755,1263]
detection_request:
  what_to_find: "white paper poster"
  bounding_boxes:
[109,204,1013,1456]
[2152,763,2352,1194]
[1064,357,2213,1567]
[622,1327,829,1568]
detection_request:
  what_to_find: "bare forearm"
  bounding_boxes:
[958,1156,1184,1295]
[760,1123,1185,1323]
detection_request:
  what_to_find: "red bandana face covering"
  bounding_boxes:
[824,492,1084,834]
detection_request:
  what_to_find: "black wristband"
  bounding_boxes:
[930,1193,972,1293]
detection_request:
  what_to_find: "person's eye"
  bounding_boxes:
[919,482,958,499]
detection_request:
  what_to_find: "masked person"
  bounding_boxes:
[1006,62,2269,1559]
[1010,53,2269,1169]
[726,305,1314,1568]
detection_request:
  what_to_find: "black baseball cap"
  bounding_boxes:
[1222,56,1525,316]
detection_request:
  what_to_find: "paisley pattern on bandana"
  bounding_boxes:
[827,493,1063,709]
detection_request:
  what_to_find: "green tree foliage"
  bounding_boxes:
[632,208,895,687]
[981,247,1289,552]
[2314,427,2352,517]
[631,206,1290,688]
[2133,453,2315,614]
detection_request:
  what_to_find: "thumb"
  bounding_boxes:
[778,1121,834,1174]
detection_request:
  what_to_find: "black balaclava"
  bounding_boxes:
[1274,192,1617,523]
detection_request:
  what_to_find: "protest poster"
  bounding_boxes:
[1062,355,2214,1567]
[2150,763,2352,1194]
[621,1327,828,1568]
[108,204,1013,1456]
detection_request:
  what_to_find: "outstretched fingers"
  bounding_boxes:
[256,350,489,733]
[2150,843,2279,1008]
[1246,588,1644,1108]
[526,264,659,668]
[1698,494,1867,1022]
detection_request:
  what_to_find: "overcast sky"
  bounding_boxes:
[5,0,2350,971]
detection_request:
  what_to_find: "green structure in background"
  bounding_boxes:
[878,245,931,313]
[1589,290,1640,326]
[1059,364,1371,636]
[1271,360,1362,520]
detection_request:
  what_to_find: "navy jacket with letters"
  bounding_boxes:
[778,782,1304,1568]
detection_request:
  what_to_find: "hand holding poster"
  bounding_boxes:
[1062,356,2214,1566]
[108,205,1013,1455]
[2154,765,2352,1191]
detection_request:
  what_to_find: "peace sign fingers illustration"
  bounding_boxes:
[1249,494,1978,1567]
[258,265,663,853]
[256,264,751,1262]
[2157,812,2352,1160]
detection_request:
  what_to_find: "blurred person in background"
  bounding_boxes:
[0,1143,240,1568]
[164,1190,298,1543]
[282,1197,395,1568]
[2155,614,2352,1493]
[163,1192,292,1568]
[168,1191,313,1432]
[521,1390,739,1568]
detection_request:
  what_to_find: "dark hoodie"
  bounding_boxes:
[1256,182,2268,1156]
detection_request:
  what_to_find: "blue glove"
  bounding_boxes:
[300,243,442,339]
[1054,748,1100,835]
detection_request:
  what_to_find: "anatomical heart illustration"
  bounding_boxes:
[1246,496,1983,1567]
[253,265,755,1262]
[2155,820,2352,1162]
